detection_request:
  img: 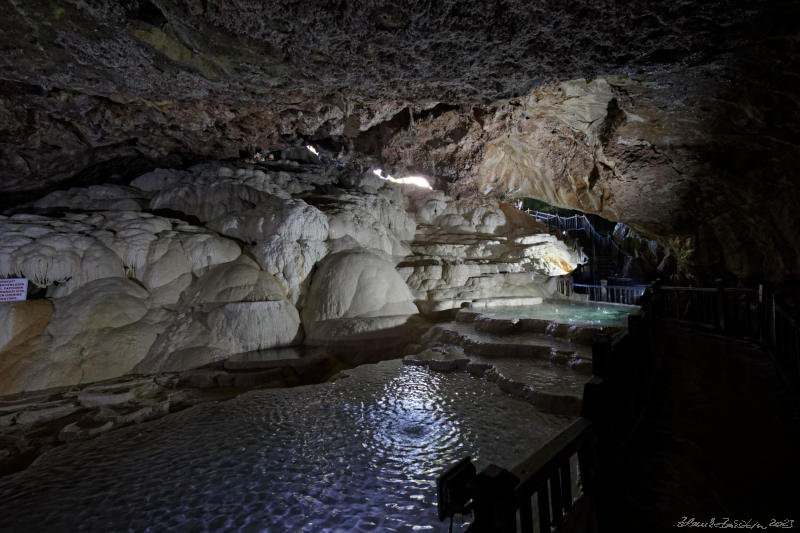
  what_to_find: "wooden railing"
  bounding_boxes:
[439,309,653,532]
[462,417,596,533]
[657,283,762,340]
[438,281,799,532]
[654,282,799,389]
[772,303,800,387]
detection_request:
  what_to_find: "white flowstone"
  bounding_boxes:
[0,300,54,396]
[134,258,302,373]
[149,182,329,243]
[180,257,285,305]
[0,212,241,299]
[2,278,171,394]
[251,236,327,303]
[303,250,418,323]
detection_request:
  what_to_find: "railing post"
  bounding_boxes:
[715,279,725,333]
[769,287,777,351]
[469,465,519,533]
[600,279,608,303]
[592,334,613,378]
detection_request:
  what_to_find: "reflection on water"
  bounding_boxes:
[0,360,570,532]
[481,299,632,326]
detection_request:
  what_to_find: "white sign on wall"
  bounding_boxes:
[0,278,28,302]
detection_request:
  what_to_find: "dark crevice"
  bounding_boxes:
[129,0,169,27]
[598,97,626,146]
[352,107,411,155]
[0,152,195,212]
[415,102,460,121]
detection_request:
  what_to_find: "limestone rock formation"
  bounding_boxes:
[0,1,796,283]
[1,278,169,395]
[302,249,419,345]
[0,212,241,299]
[398,191,584,313]
[0,159,594,395]
[0,300,53,395]
[28,185,147,212]
[134,255,303,374]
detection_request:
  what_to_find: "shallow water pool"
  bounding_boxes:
[479,299,634,326]
[0,360,570,532]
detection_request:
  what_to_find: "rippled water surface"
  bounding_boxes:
[481,299,633,326]
[0,360,570,532]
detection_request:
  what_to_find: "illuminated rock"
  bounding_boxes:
[303,249,418,344]
[2,278,170,394]
[149,181,329,243]
[0,300,53,395]
[0,212,241,300]
[252,236,327,304]
[135,257,302,373]
[397,190,584,313]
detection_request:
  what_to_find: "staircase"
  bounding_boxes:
[404,307,611,416]
[526,210,633,283]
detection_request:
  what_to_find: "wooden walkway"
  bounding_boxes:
[608,322,800,532]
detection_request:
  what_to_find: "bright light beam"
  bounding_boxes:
[372,169,432,189]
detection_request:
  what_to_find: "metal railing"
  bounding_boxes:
[571,282,647,305]
[773,303,800,386]
[526,210,632,282]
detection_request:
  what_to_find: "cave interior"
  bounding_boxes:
[0,1,799,532]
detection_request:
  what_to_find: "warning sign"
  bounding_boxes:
[0,278,28,302]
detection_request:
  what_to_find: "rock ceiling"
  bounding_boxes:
[1,0,799,281]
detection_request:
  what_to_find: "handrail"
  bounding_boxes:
[568,281,647,305]
[655,282,799,394]
[659,285,717,292]
[511,417,596,533]
[525,209,632,281]
[438,282,798,532]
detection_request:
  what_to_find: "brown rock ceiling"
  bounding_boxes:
[1,0,798,281]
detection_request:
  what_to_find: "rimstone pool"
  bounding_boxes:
[477,299,634,327]
[0,360,571,532]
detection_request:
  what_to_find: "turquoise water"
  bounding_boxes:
[0,360,570,532]
[480,299,633,326]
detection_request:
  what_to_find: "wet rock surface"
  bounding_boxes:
[0,344,387,478]
[0,360,571,531]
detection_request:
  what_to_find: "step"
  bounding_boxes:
[404,332,591,416]
[466,296,544,309]
[422,322,593,368]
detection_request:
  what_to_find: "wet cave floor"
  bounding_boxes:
[0,359,571,532]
